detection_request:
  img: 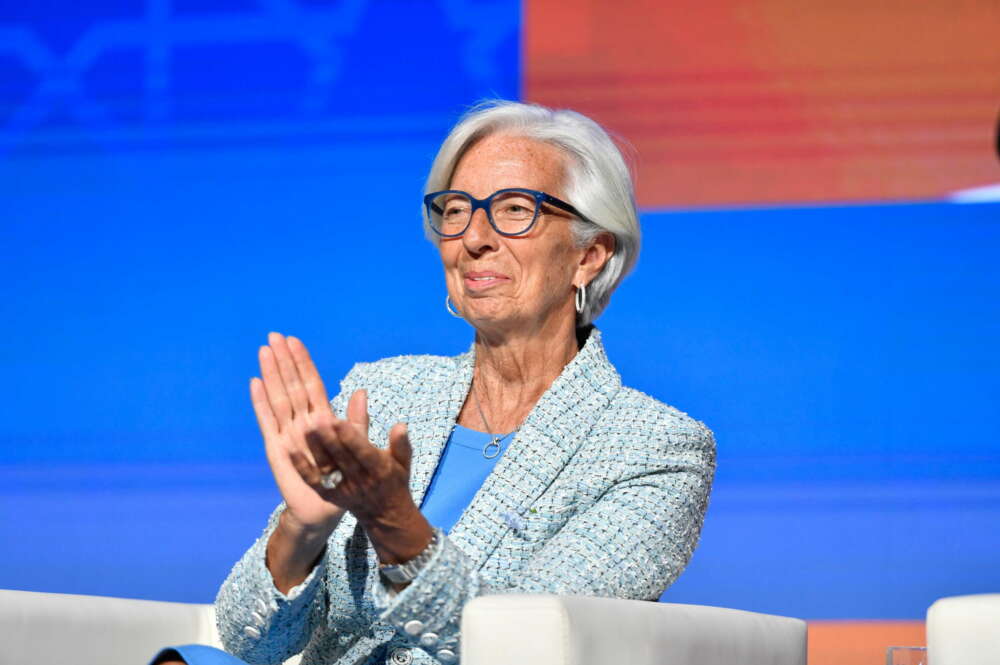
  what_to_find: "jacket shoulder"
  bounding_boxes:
[336,352,465,402]
[601,385,716,453]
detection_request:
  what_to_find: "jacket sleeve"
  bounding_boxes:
[214,366,365,665]
[373,418,716,663]
[214,503,329,665]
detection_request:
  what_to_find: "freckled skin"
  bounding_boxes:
[439,134,587,338]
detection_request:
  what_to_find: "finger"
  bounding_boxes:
[256,379,319,489]
[268,332,310,418]
[319,420,368,481]
[333,419,383,474]
[388,423,412,473]
[259,346,293,427]
[287,335,331,414]
[346,389,370,435]
[249,377,279,439]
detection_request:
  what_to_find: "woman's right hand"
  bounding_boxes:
[249,332,354,590]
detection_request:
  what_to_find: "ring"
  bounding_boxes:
[320,470,343,490]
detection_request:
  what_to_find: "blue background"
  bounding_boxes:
[1,0,997,619]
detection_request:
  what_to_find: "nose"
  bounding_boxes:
[461,206,500,256]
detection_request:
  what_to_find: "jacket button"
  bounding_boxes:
[243,626,261,639]
[436,648,457,663]
[390,647,413,665]
[403,619,425,636]
[419,632,440,648]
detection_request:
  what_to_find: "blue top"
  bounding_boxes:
[419,424,514,534]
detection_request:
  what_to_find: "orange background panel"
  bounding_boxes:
[808,621,925,665]
[524,0,1000,208]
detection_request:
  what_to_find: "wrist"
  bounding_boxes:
[362,504,434,565]
[379,527,443,586]
[266,511,340,594]
[278,509,341,544]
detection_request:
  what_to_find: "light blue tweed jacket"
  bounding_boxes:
[215,328,716,665]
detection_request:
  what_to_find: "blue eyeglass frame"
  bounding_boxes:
[424,188,592,238]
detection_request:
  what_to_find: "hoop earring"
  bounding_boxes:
[445,295,463,318]
[575,283,587,315]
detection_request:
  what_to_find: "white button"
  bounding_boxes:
[419,632,439,648]
[403,619,425,636]
[243,626,261,639]
[390,647,413,665]
[250,611,265,627]
[255,598,268,615]
[436,648,457,663]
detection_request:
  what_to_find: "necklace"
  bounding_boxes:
[471,381,519,459]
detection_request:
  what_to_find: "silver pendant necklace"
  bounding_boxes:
[471,381,518,460]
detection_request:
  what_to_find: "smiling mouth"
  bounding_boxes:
[463,273,509,290]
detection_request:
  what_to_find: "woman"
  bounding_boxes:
[154,100,715,665]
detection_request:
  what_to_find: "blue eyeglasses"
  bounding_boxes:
[424,188,591,238]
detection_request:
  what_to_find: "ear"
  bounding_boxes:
[574,232,615,287]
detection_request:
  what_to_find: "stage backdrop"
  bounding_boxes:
[1,0,998,624]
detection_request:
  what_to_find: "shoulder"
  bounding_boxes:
[330,351,467,423]
[336,351,466,400]
[599,385,716,455]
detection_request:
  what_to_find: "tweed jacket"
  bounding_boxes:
[215,328,716,665]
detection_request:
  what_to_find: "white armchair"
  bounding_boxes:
[927,593,1000,665]
[0,589,806,665]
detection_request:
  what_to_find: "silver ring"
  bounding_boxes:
[320,470,343,490]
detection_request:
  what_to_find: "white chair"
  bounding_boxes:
[927,593,1000,665]
[0,588,806,665]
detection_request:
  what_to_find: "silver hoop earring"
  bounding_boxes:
[575,283,587,315]
[445,295,462,318]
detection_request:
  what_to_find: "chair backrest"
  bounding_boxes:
[461,594,807,665]
[0,589,303,665]
[0,589,218,665]
[2,588,804,665]
[927,594,1000,665]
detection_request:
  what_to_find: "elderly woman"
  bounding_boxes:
[153,100,715,665]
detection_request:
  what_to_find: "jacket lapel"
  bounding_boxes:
[403,347,475,507]
[448,329,622,570]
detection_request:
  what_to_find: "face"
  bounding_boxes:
[439,133,609,335]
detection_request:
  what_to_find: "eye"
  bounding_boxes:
[492,193,536,219]
[443,200,470,218]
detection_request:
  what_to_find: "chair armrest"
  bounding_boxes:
[460,595,807,665]
[0,589,219,665]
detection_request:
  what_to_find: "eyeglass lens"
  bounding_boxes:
[428,191,539,236]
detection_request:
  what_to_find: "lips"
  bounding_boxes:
[463,270,510,291]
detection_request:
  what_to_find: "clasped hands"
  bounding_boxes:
[251,332,433,591]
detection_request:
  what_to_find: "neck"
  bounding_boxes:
[462,313,582,433]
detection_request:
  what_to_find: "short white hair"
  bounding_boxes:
[423,100,641,327]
